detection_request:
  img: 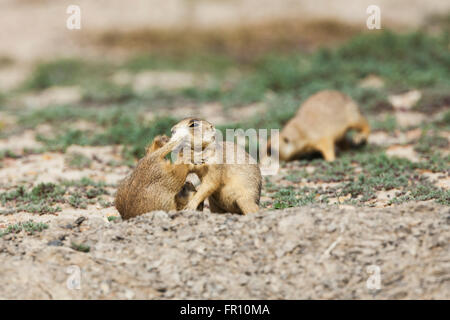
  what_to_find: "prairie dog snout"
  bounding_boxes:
[170,118,216,149]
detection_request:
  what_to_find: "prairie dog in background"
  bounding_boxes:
[274,90,370,162]
[115,135,199,220]
[170,118,262,215]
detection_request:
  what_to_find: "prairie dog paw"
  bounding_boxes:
[154,135,169,146]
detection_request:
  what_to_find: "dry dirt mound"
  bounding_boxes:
[0,202,448,299]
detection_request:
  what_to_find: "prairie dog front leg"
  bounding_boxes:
[184,171,220,211]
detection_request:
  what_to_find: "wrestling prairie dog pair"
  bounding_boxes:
[171,118,262,215]
[115,135,201,220]
[274,90,370,161]
[115,118,262,218]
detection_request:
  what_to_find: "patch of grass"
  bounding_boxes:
[442,110,450,127]
[0,221,48,237]
[24,59,112,90]
[390,184,450,205]
[68,192,88,209]
[370,114,397,132]
[81,81,135,104]
[107,216,118,222]
[414,130,449,154]
[71,242,90,253]
[0,183,65,214]
[0,179,111,214]
[417,152,450,172]
[61,177,110,188]
[416,87,450,113]
[35,112,177,159]
[270,150,449,207]
[0,149,21,160]
[63,178,110,209]
[216,31,449,109]
[65,152,92,169]
[271,186,328,209]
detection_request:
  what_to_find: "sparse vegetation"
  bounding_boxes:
[71,242,90,253]
[0,179,112,214]
[65,152,92,169]
[1,30,448,213]
[0,221,48,237]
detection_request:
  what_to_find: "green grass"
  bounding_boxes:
[268,150,450,207]
[0,179,112,214]
[12,31,448,161]
[4,30,449,209]
[24,59,112,91]
[65,152,92,169]
[0,183,65,214]
[271,186,328,209]
[0,149,21,160]
[71,242,90,253]
[370,114,397,132]
[414,130,449,154]
[0,221,48,237]
[26,107,178,159]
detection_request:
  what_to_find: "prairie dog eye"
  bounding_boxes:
[189,122,199,128]
[283,137,289,143]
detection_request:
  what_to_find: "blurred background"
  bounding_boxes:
[1,0,450,61]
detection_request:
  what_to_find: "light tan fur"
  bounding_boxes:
[115,135,199,220]
[275,90,370,161]
[171,118,262,215]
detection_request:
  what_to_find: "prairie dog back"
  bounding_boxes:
[296,90,362,141]
[277,90,370,161]
[115,136,191,219]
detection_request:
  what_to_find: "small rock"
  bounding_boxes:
[47,240,63,247]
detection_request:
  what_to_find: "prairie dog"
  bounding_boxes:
[175,181,204,211]
[276,90,370,161]
[115,135,197,220]
[170,118,262,215]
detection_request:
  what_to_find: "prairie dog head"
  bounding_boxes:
[170,118,216,150]
[175,181,204,211]
[277,122,309,161]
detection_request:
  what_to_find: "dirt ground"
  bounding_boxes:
[0,203,448,299]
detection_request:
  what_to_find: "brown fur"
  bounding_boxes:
[115,135,197,220]
[175,181,204,211]
[171,118,262,215]
[275,90,370,161]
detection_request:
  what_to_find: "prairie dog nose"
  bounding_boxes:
[170,127,190,142]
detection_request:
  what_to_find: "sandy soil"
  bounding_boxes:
[0,203,448,299]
